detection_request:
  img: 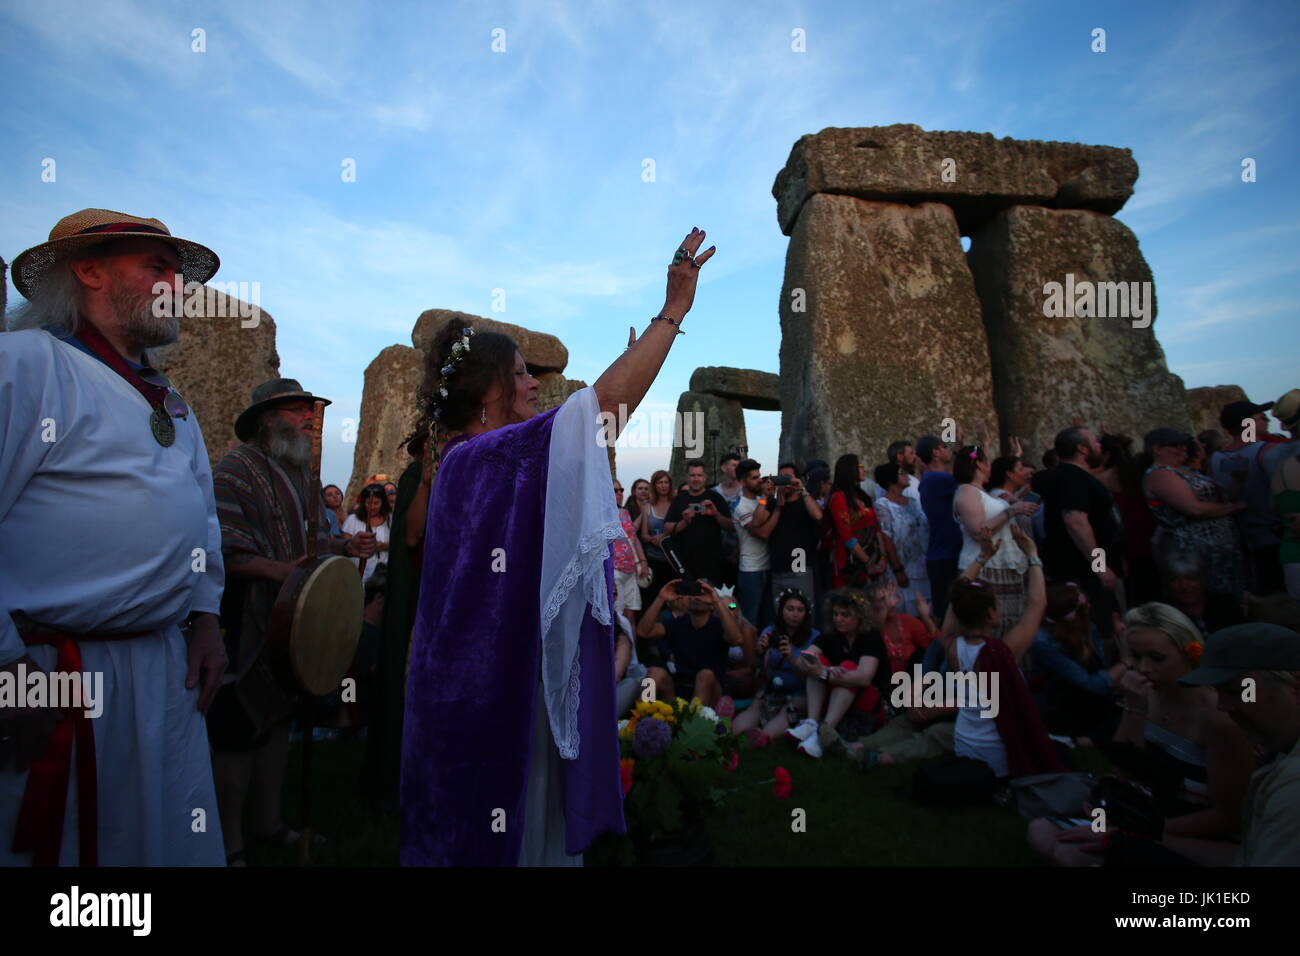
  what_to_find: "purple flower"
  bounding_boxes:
[632,716,672,758]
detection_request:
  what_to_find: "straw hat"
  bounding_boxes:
[10,208,219,299]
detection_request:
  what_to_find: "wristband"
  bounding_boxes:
[650,314,685,334]
[1026,556,1043,568]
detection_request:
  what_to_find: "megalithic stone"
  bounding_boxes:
[1186,385,1248,442]
[774,125,1137,236]
[149,289,280,475]
[347,344,595,500]
[347,344,425,503]
[778,194,999,470]
[669,391,747,488]
[966,205,1190,466]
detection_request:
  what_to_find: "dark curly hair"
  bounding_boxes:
[416,315,519,432]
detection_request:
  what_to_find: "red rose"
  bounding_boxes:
[619,759,634,795]
[773,766,792,800]
[724,750,740,772]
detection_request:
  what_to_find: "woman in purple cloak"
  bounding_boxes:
[401,228,716,866]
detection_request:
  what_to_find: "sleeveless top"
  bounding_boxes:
[955,485,1027,573]
[1109,721,1210,817]
[953,637,1008,777]
[643,503,669,563]
[1144,465,1244,595]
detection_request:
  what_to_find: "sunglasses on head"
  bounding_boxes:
[137,367,189,419]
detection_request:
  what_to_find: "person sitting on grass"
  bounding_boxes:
[1029,581,1127,747]
[719,591,761,700]
[946,524,1060,781]
[613,612,647,719]
[637,578,744,706]
[734,588,818,739]
[1026,602,1255,866]
[847,533,1002,769]
[868,578,939,676]
[785,590,890,759]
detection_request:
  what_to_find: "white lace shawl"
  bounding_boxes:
[539,386,623,759]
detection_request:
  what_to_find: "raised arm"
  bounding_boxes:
[593,229,716,430]
[1001,524,1047,660]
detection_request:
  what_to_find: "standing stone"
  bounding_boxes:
[412,309,568,373]
[669,391,747,487]
[537,371,587,411]
[689,367,781,410]
[967,205,1189,466]
[1186,385,1249,441]
[347,345,425,502]
[150,290,279,475]
[348,313,599,495]
[778,194,999,471]
[774,125,1138,236]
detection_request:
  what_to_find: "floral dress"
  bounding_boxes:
[1145,465,1244,596]
[874,495,931,614]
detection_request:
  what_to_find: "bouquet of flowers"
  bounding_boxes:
[616,697,744,852]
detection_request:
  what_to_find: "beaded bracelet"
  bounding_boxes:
[651,314,685,334]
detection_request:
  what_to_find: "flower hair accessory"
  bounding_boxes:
[1185,641,1204,664]
[429,326,475,421]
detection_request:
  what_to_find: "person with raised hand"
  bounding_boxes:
[402,228,716,866]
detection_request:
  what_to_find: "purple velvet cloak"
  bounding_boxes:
[400,406,626,865]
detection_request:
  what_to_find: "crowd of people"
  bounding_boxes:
[599,397,1300,865]
[3,208,1297,869]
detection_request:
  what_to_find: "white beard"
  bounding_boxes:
[266,419,311,469]
[112,280,179,350]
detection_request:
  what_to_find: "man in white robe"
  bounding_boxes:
[0,209,228,865]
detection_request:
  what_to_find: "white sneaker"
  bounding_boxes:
[797,732,823,759]
[785,718,818,744]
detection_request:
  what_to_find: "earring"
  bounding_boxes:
[480,405,487,425]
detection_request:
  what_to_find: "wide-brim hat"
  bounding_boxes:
[1274,389,1300,429]
[236,378,332,441]
[10,208,220,300]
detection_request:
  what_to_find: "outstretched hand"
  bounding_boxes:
[663,227,716,318]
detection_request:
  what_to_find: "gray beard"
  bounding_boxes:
[112,282,179,350]
[266,420,311,469]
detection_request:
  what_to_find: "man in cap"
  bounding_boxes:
[1166,622,1300,865]
[1210,398,1284,594]
[0,208,228,864]
[210,379,375,865]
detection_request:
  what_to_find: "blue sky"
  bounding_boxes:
[3,0,1297,489]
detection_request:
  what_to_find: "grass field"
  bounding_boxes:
[244,732,1108,867]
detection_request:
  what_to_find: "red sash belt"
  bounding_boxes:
[12,627,149,866]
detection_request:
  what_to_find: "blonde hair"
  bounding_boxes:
[1124,602,1202,653]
